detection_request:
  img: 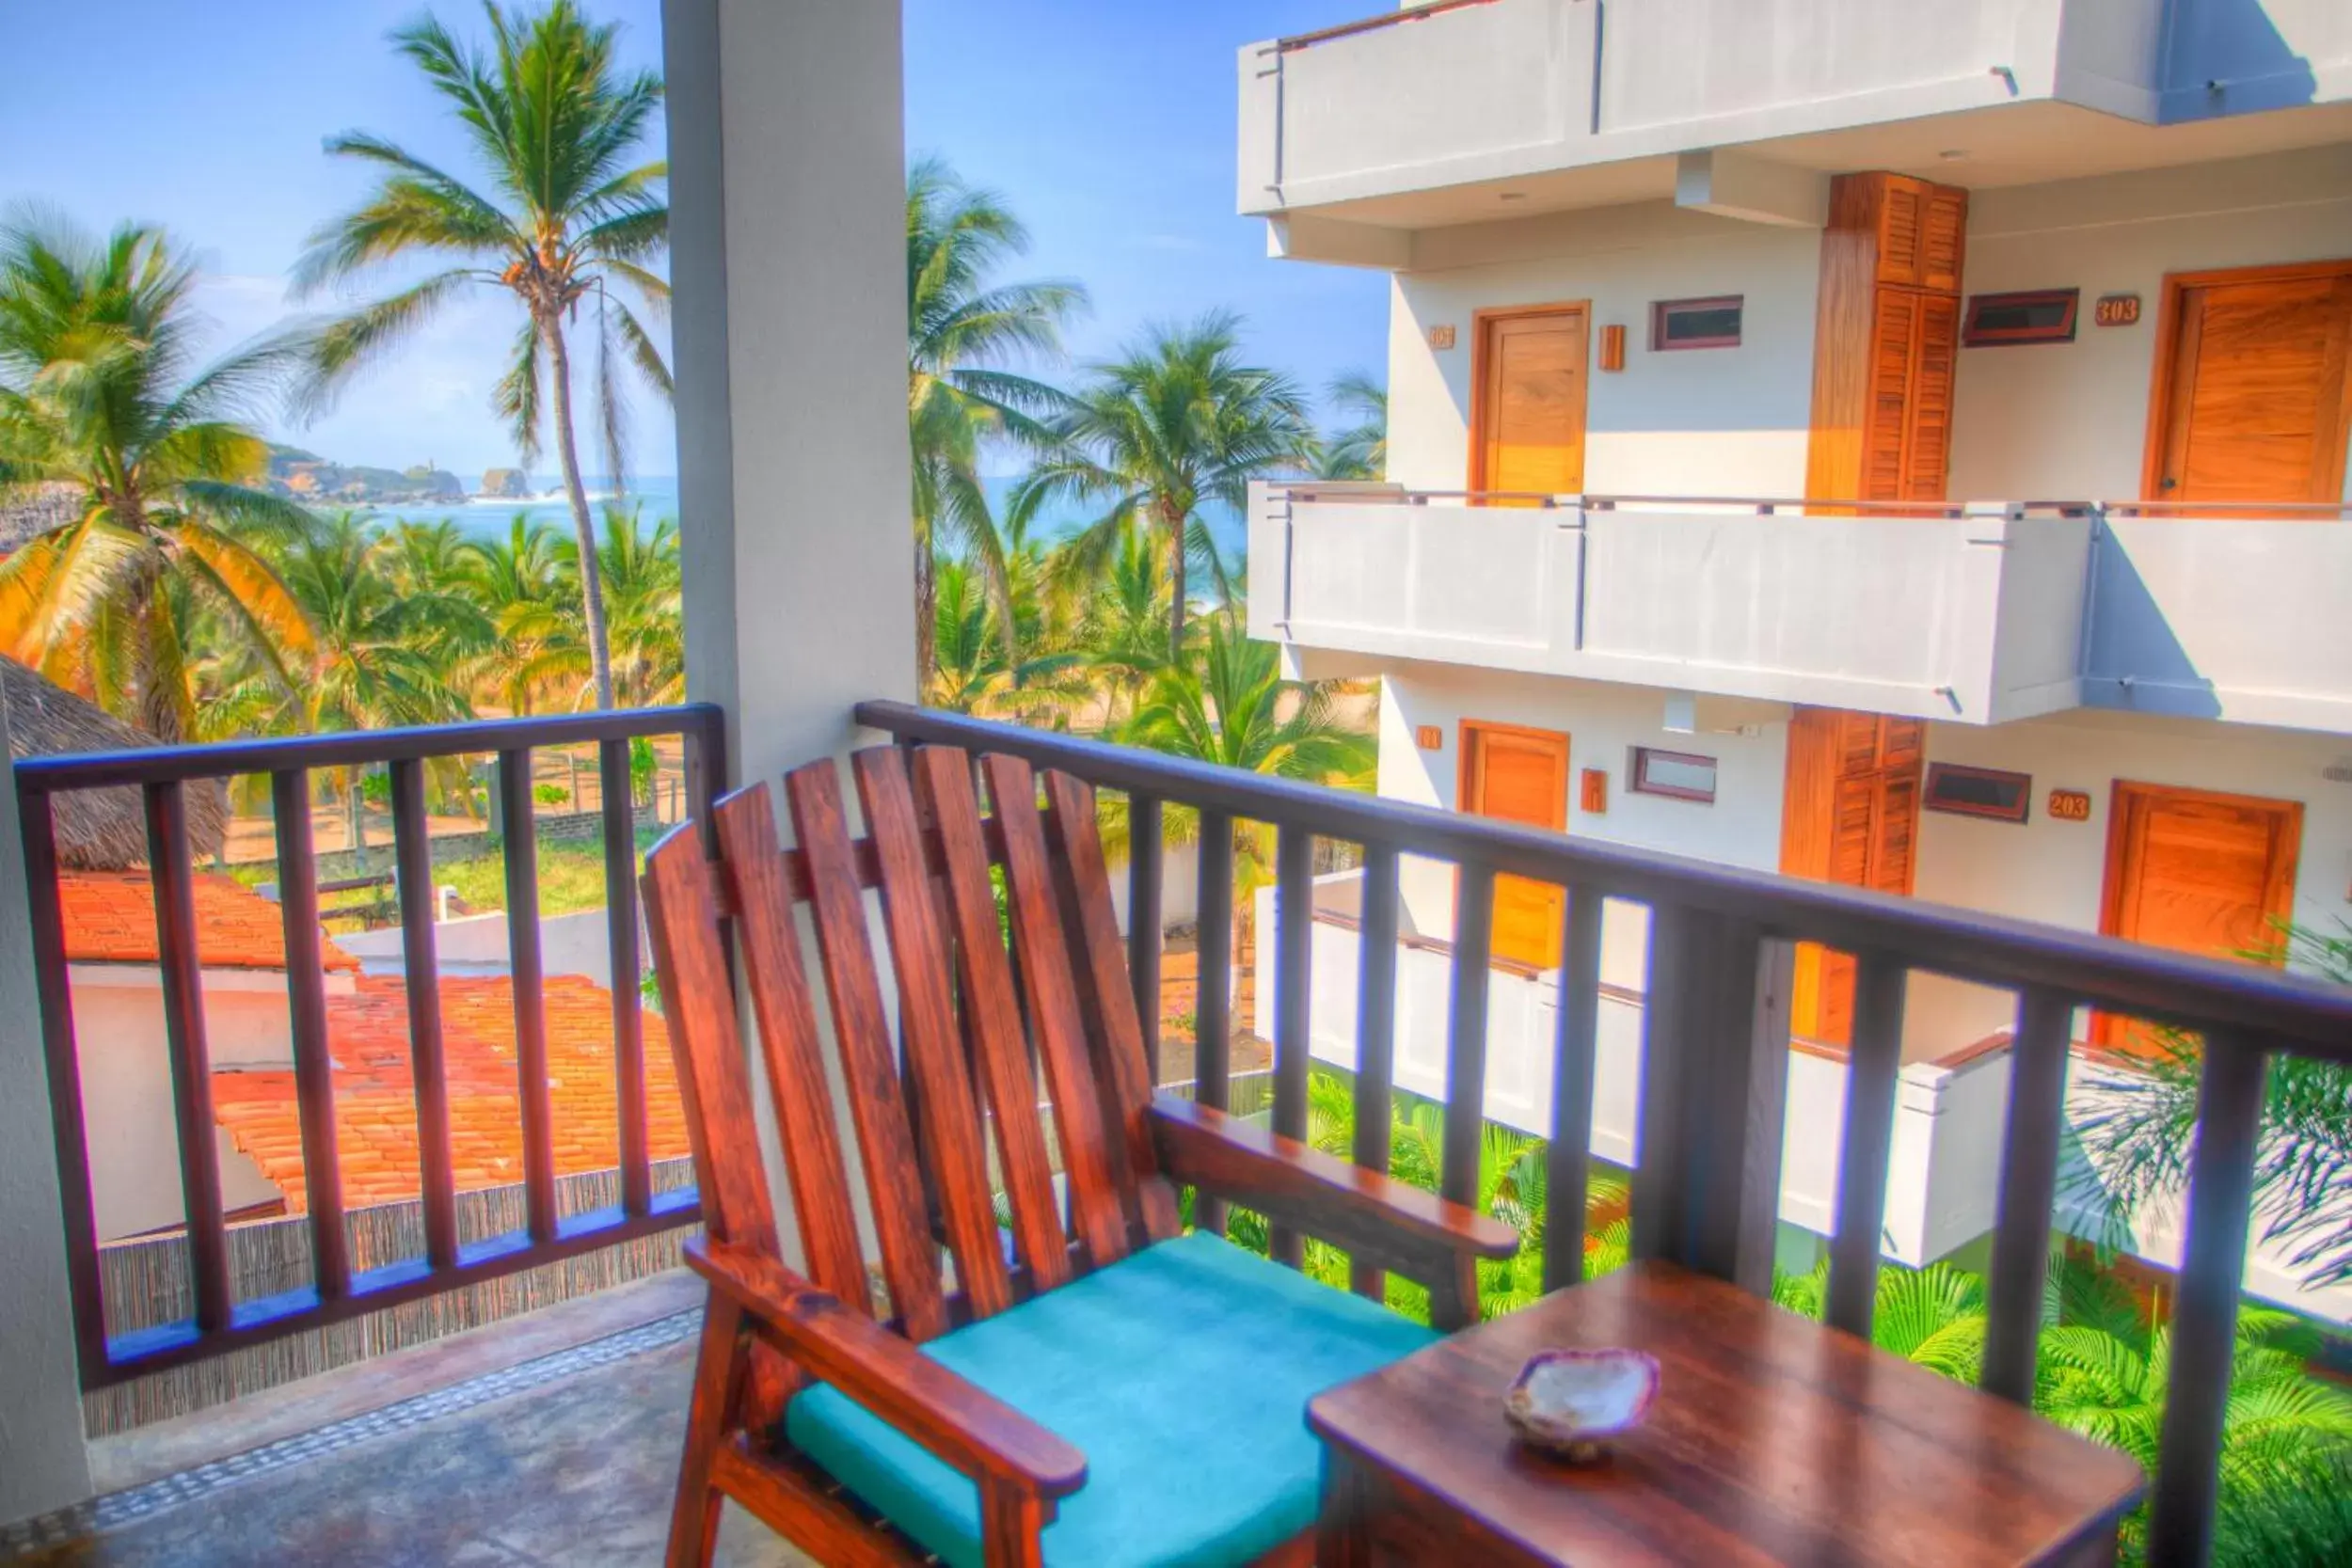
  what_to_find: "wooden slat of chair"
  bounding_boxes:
[784,760,951,1342]
[1041,770,1182,1244]
[639,832,802,1535]
[983,753,1132,1270]
[709,787,869,1309]
[852,748,1016,1319]
[914,745,1073,1293]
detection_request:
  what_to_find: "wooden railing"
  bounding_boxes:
[855,700,2352,1568]
[13,704,725,1390]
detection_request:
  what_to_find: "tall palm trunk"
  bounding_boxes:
[1162,498,1188,657]
[541,313,615,709]
[914,527,936,696]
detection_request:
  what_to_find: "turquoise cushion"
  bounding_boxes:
[785,1231,1437,1568]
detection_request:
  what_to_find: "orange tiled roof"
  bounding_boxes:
[212,974,691,1210]
[57,870,359,973]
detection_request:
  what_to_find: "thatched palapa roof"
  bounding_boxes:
[0,482,83,556]
[2,657,229,870]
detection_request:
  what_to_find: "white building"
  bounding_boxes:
[1236,0,2352,1314]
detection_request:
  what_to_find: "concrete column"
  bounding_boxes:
[0,703,95,1525]
[664,0,916,793]
[662,0,914,1269]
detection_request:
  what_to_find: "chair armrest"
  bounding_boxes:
[684,1235,1088,1499]
[1147,1095,1520,1280]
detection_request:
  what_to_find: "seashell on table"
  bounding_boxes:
[1502,1348,1661,1465]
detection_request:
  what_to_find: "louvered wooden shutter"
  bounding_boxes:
[1878,181,1924,288]
[1863,291,1921,500]
[1918,189,1967,293]
[1902,295,1960,499]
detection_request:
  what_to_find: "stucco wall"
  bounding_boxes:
[1910,709,2352,1047]
[1386,202,1823,497]
[67,972,294,1241]
[0,702,94,1521]
[1379,146,2352,508]
[1949,145,2352,503]
[1375,665,2352,1061]
[1374,664,1793,994]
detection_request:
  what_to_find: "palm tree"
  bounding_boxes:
[2073,919,2352,1288]
[266,511,478,841]
[1016,312,1313,656]
[1317,371,1388,481]
[455,514,567,714]
[294,0,670,710]
[926,552,1081,721]
[1109,615,1373,876]
[907,157,1084,680]
[0,214,316,739]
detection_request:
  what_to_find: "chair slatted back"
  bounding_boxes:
[640,743,1180,1341]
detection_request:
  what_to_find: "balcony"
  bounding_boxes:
[1248,484,2092,724]
[1238,0,2352,254]
[1250,485,2352,732]
[3,700,2350,1561]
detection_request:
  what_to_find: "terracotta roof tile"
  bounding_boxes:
[57,870,359,973]
[212,974,691,1211]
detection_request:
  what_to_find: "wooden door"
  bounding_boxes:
[1470,306,1589,499]
[2145,261,2352,505]
[1460,721,1569,969]
[2096,783,2301,1053]
[1782,709,1924,1045]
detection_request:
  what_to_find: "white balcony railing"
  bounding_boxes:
[1252,867,2352,1324]
[1240,0,2348,223]
[1250,486,2352,734]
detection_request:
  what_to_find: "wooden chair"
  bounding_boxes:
[639,744,1518,1567]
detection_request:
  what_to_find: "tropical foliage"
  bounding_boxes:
[294,0,671,708]
[0,214,316,739]
[907,157,1082,679]
[1218,1069,2352,1567]
[2073,920,2352,1290]
[1012,311,1314,656]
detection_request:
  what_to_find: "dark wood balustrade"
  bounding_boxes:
[13,705,725,1390]
[855,699,2352,1568]
[16,695,2352,1565]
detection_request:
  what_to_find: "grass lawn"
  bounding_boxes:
[224,827,662,923]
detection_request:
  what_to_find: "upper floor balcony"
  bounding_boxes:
[1238,0,2352,261]
[1248,483,2352,733]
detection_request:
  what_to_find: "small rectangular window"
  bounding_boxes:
[1629,748,1716,803]
[1961,290,2079,347]
[1923,763,2032,823]
[1650,295,1742,351]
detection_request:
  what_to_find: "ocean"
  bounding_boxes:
[350,474,1248,555]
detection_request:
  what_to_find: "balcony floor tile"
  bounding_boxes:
[7,1294,808,1567]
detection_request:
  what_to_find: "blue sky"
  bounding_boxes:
[0,0,1386,481]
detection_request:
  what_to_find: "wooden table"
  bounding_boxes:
[1309,1261,2144,1566]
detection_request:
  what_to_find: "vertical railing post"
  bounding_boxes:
[1350,845,1400,1301]
[1981,988,2074,1403]
[1825,956,1908,1339]
[599,738,651,1217]
[390,759,460,1269]
[145,782,233,1335]
[20,787,112,1385]
[1543,889,1605,1293]
[2147,1036,2269,1568]
[1268,824,1313,1269]
[1441,864,1496,1211]
[270,768,350,1301]
[497,750,559,1243]
[1128,794,1163,1085]
[1633,907,1791,1294]
[1192,810,1234,1236]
